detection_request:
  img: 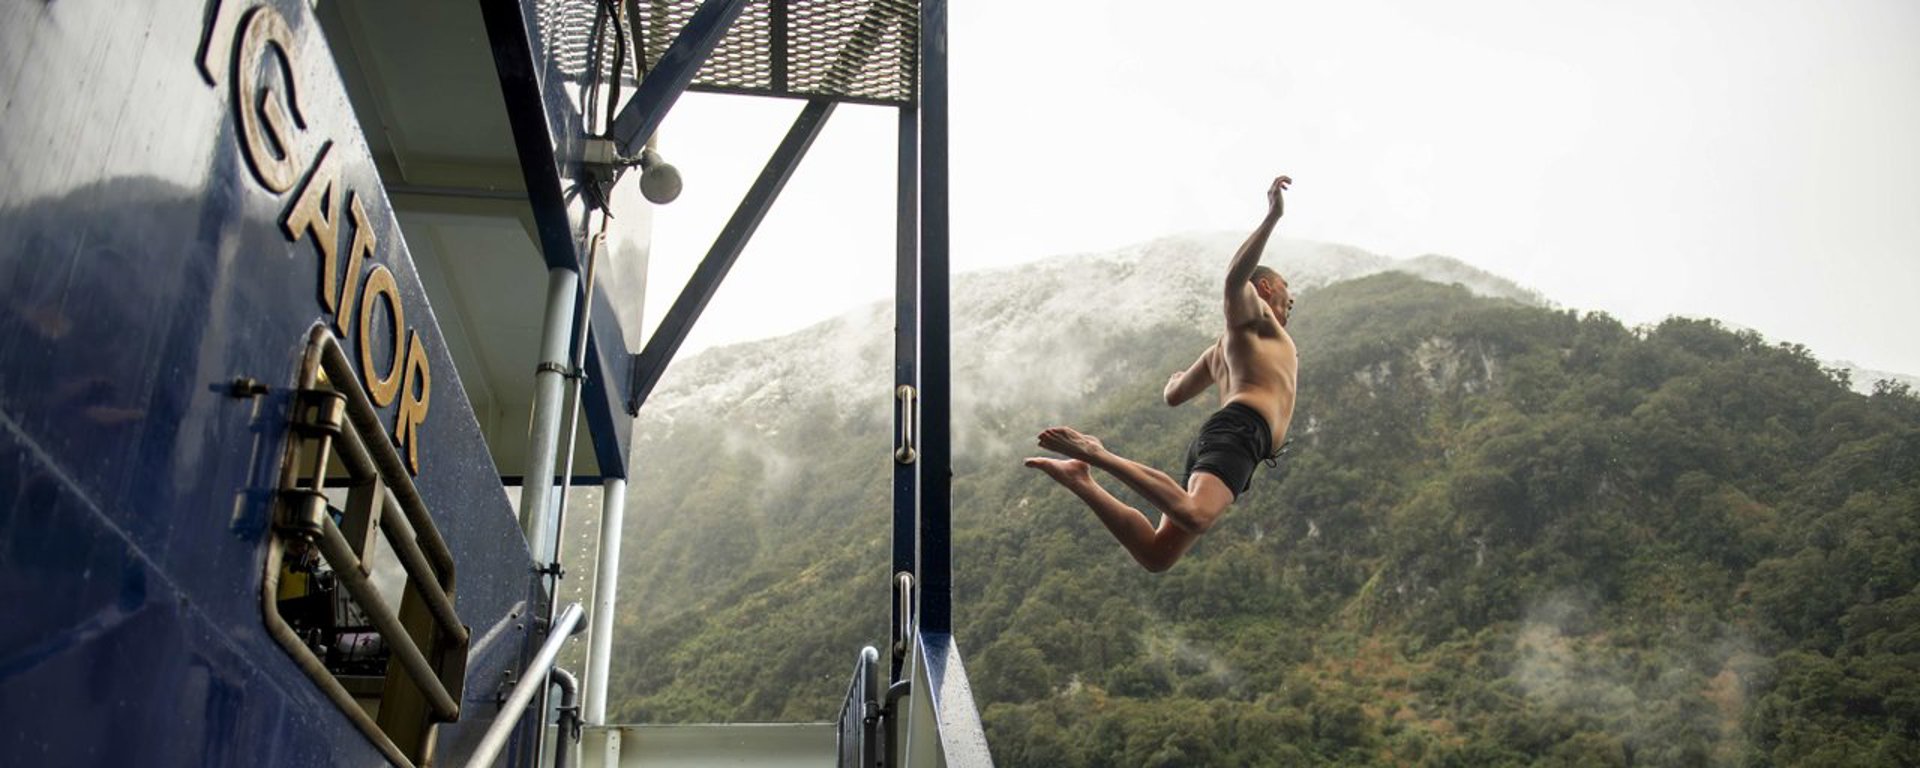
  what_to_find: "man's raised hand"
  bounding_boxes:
[1268,175,1293,218]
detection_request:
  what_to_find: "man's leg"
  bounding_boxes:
[1024,458,1201,572]
[1037,426,1235,534]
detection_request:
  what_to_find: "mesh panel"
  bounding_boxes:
[635,0,919,104]
[785,0,916,102]
[535,0,603,82]
[639,0,776,91]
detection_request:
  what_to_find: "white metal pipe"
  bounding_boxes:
[463,602,585,768]
[519,267,580,557]
[583,475,627,724]
[550,667,581,768]
[548,230,606,612]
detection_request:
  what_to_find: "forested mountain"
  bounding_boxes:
[600,235,1920,766]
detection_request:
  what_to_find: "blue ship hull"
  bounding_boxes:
[1,1,543,764]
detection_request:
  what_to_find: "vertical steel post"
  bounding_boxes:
[583,475,627,724]
[916,0,952,635]
[521,267,580,559]
[891,102,919,676]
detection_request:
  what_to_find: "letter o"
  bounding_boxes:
[357,265,405,407]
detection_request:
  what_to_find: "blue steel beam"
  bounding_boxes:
[610,0,750,158]
[582,281,635,477]
[477,0,589,274]
[627,99,838,414]
[916,0,952,635]
[891,103,919,676]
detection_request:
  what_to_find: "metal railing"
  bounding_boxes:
[465,602,586,768]
[262,327,472,766]
[838,647,883,767]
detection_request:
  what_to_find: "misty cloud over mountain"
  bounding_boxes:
[639,233,1908,436]
[640,233,1539,428]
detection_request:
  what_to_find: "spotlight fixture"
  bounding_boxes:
[637,147,682,205]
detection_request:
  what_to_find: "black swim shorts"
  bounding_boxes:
[1181,402,1276,498]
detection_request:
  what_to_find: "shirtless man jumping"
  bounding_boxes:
[1026,175,1298,572]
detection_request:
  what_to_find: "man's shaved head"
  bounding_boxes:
[1249,265,1292,326]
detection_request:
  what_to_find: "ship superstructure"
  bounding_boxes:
[0,0,986,765]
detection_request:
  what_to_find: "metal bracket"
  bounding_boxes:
[496,668,518,706]
[228,377,269,398]
[274,489,329,542]
[276,387,348,542]
[579,138,632,214]
[582,137,623,167]
[290,388,347,437]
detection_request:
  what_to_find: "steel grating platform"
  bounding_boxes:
[536,0,919,106]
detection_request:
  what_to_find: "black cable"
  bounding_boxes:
[600,0,629,137]
[581,0,613,133]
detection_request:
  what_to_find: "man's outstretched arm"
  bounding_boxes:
[1163,342,1219,406]
[1224,175,1290,325]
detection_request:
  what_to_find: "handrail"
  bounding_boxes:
[313,515,461,720]
[837,646,882,767]
[329,404,468,645]
[464,602,585,768]
[294,330,470,716]
[892,571,914,661]
[895,385,918,464]
[301,328,465,647]
[264,325,476,764]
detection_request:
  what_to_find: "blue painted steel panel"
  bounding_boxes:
[1,427,362,766]
[1,0,543,764]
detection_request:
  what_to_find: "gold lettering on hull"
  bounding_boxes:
[397,333,432,474]
[357,265,404,408]
[222,3,432,474]
[284,141,343,307]
[340,195,376,338]
[234,7,304,193]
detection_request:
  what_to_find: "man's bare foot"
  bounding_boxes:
[1037,426,1107,463]
[1023,457,1092,489]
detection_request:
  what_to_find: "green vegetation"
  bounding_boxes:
[605,273,1920,766]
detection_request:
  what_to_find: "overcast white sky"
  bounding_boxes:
[638,0,1920,376]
